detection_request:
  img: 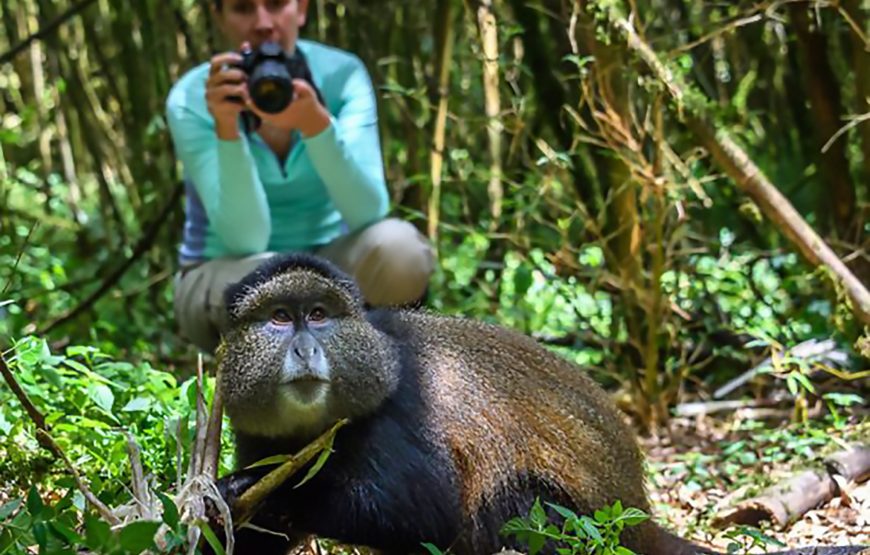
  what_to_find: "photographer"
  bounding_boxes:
[166,0,434,353]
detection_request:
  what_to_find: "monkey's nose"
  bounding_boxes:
[293,344,319,360]
[290,332,321,362]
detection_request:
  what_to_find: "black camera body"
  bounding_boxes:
[228,42,323,133]
[234,41,307,114]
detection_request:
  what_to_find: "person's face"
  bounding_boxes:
[215,0,309,52]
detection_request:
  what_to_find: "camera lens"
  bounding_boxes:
[249,59,293,113]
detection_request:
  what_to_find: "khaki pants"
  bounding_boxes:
[174,218,435,353]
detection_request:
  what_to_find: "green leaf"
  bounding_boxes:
[793,372,816,394]
[822,393,864,407]
[87,383,115,412]
[527,531,546,555]
[562,54,593,69]
[514,265,534,297]
[38,366,64,388]
[421,542,446,555]
[295,432,337,489]
[197,520,227,555]
[48,520,82,545]
[0,499,22,521]
[614,508,649,526]
[500,517,532,536]
[121,397,152,412]
[26,487,44,519]
[63,359,91,374]
[593,508,608,523]
[579,516,602,542]
[118,520,160,553]
[32,521,47,549]
[784,374,797,396]
[545,502,578,523]
[246,453,292,469]
[157,492,179,529]
[0,412,11,435]
[529,498,547,528]
[84,515,112,550]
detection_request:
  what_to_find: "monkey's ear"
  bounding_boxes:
[223,253,363,321]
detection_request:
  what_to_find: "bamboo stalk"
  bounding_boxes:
[609,14,870,327]
[466,0,504,223]
[428,0,455,244]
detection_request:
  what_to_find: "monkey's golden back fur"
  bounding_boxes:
[397,311,656,549]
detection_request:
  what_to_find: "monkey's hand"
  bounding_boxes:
[205,466,275,527]
[217,469,269,507]
[203,467,299,555]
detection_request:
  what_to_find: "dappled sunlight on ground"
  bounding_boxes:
[642,415,869,552]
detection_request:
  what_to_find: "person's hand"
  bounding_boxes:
[247,79,330,138]
[205,45,251,140]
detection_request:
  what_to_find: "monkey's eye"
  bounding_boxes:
[270,308,293,325]
[307,306,328,323]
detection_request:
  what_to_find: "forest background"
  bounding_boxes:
[0,0,868,553]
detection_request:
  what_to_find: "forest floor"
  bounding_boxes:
[642,414,869,552]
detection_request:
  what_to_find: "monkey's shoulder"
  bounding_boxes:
[365,309,602,393]
[367,309,539,348]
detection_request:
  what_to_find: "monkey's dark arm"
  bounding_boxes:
[214,465,274,508]
[240,394,465,553]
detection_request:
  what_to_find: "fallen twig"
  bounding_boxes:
[713,445,870,529]
[674,398,782,417]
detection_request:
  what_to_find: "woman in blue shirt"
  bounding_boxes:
[166,0,434,353]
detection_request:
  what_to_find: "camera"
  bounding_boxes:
[234,41,306,114]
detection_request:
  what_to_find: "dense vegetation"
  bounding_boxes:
[0,0,867,553]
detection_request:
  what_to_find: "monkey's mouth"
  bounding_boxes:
[280,377,329,404]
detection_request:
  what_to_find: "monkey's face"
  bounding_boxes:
[218,262,401,440]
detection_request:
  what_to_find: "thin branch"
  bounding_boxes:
[610,15,870,326]
[38,181,184,335]
[1,220,39,298]
[0,351,48,432]
[821,111,870,153]
[191,354,208,478]
[202,366,225,480]
[670,14,764,55]
[0,350,120,525]
[0,0,99,65]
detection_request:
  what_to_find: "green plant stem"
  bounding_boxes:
[233,418,349,526]
[0,350,121,525]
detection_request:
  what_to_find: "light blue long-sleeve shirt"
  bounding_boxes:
[166,39,389,263]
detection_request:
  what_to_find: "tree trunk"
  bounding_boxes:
[788,5,856,238]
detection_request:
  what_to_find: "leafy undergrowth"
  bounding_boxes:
[0,339,867,554]
[642,414,870,552]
